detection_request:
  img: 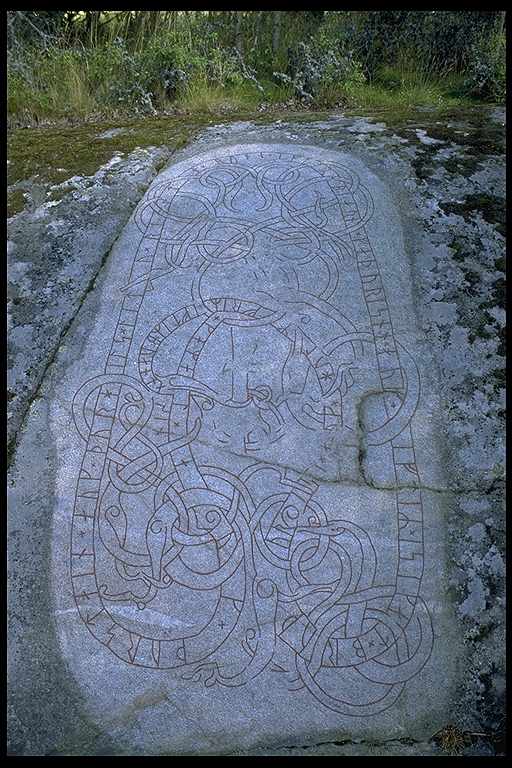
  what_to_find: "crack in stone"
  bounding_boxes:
[266,736,421,749]
[156,429,454,494]
[8,229,124,470]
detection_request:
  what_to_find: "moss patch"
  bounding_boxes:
[7,116,202,189]
[381,106,505,181]
[440,195,505,237]
[7,105,505,217]
[7,109,331,215]
[7,188,27,219]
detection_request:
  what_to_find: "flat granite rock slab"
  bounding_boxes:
[20,142,459,754]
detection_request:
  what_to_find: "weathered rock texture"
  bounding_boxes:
[8,110,505,756]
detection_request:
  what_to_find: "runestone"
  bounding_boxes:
[70,145,434,719]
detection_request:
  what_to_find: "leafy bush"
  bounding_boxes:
[464,33,506,102]
[86,39,156,113]
[335,11,504,79]
[274,40,365,105]
[86,34,263,111]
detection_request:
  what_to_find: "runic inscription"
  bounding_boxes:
[71,147,433,716]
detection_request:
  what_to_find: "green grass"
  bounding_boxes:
[8,38,479,130]
[7,11,505,128]
[341,66,471,110]
[7,75,472,129]
[174,79,263,114]
[8,49,99,124]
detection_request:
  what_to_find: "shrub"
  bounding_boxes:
[273,40,365,105]
[464,33,506,102]
[87,39,156,113]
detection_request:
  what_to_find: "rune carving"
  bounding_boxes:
[71,148,433,716]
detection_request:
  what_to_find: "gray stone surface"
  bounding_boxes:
[7,146,171,454]
[10,141,455,754]
[8,111,505,756]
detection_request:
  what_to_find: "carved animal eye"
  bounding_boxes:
[206,508,220,525]
[150,519,164,534]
